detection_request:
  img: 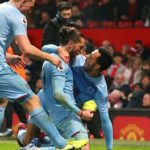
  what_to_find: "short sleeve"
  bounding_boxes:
[42,44,58,54]
[10,14,27,36]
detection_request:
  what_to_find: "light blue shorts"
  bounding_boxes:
[0,67,35,103]
[56,114,88,140]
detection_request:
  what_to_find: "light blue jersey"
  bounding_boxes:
[72,55,113,149]
[41,45,87,139]
[41,53,80,124]
[0,2,27,68]
[72,54,108,110]
[42,45,113,149]
[0,2,34,102]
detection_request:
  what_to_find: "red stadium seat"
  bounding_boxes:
[134,20,144,27]
[118,21,133,27]
[101,21,116,28]
[87,21,99,28]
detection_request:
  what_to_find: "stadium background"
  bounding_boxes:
[0,0,150,149]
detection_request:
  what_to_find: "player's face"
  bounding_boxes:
[60,9,72,19]
[20,0,35,13]
[84,50,101,71]
[73,37,85,56]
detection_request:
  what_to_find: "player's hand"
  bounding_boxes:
[7,54,25,67]
[78,110,94,121]
[57,47,70,64]
[50,56,63,69]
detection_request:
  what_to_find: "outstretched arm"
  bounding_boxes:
[51,66,93,121]
[94,91,113,150]
[15,35,61,68]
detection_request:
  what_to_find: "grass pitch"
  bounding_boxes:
[0,137,150,150]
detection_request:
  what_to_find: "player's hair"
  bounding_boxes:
[58,1,72,12]
[13,0,21,2]
[97,47,113,72]
[59,26,81,45]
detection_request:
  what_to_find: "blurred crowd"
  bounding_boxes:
[27,0,150,28]
[100,40,150,109]
[1,0,150,28]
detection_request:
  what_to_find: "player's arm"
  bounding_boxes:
[51,66,93,120]
[51,67,80,114]
[9,13,61,67]
[15,35,61,67]
[42,45,70,64]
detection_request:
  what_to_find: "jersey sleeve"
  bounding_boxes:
[43,60,80,114]
[10,14,27,36]
[42,44,58,54]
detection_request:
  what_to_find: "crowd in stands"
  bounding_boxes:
[27,0,150,28]
[2,0,150,28]
[101,39,150,109]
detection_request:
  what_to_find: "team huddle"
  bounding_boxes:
[0,0,113,150]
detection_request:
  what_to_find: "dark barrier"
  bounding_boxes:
[86,109,150,141]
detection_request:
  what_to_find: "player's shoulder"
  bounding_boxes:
[0,2,21,16]
[43,54,68,71]
[0,2,26,23]
[42,44,57,53]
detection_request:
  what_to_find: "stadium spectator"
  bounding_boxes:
[123,57,142,87]
[42,1,73,46]
[141,75,150,93]
[72,4,87,27]
[142,60,150,76]
[36,11,50,28]
[132,82,143,93]
[108,89,125,108]
[110,73,131,97]
[142,0,150,27]
[142,93,150,107]
[82,0,98,21]
[134,40,150,61]
[33,0,57,24]
[120,44,130,64]
[107,53,126,78]
[101,40,111,50]
[127,90,145,108]
[96,0,115,21]
[107,44,116,56]
[116,0,144,21]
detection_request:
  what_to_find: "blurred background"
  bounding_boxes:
[0,0,150,142]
